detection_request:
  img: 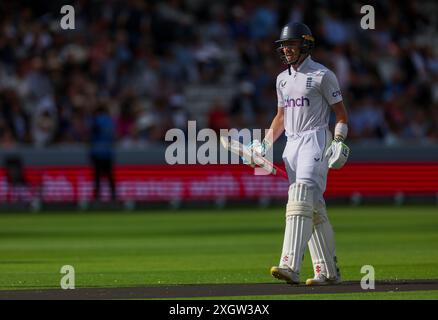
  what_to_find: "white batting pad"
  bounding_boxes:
[279,183,314,273]
[308,217,339,279]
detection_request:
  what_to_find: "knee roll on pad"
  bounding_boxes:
[313,208,328,225]
[286,183,314,219]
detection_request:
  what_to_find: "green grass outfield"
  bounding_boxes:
[0,205,437,299]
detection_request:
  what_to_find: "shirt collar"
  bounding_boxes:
[296,55,312,72]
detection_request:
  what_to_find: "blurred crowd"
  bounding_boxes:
[0,0,437,148]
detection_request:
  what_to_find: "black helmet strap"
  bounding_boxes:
[287,51,308,75]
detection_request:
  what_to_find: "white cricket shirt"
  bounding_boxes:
[276,56,343,136]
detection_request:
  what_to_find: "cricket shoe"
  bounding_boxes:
[305,274,342,286]
[270,266,300,285]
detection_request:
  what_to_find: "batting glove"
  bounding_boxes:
[325,139,350,169]
[242,139,270,165]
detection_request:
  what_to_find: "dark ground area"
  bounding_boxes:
[0,280,437,300]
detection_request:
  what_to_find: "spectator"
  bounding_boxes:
[90,104,116,201]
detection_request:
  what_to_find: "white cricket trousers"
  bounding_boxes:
[282,126,331,199]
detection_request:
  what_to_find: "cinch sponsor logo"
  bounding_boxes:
[285,96,310,107]
[332,90,341,97]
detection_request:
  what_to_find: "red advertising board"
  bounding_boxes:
[0,163,437,202]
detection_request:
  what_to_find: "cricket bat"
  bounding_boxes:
[220,136,288,179]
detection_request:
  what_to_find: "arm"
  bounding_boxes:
[332,101,348,125]
[263,107,285,149]
[320,69,348,142]
[319,70,350,169]
[331,101,349,141]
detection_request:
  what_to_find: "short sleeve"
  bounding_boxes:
[321,70,343,105]
[276,76,285,108]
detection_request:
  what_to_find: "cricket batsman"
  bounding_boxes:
[248,22,350,285]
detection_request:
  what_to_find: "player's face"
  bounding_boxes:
[281,40,301,64]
